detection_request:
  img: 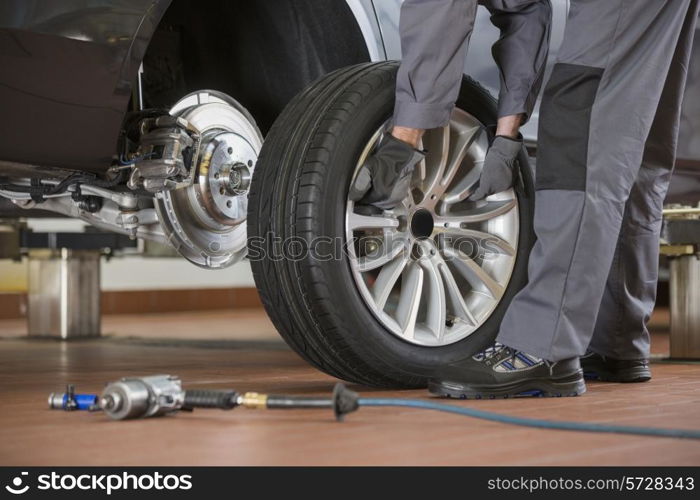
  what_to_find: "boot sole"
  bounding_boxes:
[428,371,586,400]
[583,366,651,383]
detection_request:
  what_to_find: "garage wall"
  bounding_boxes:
[99,258,254,291]
[0,218,256,292]
[0,252,255,292]
[0,218,258,319]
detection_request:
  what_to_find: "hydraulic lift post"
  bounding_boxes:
[27,248,101,339]
[662,204,700,360]
[21,230,137,339]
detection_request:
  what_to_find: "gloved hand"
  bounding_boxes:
[349,134,425,210]
[467,135,522,201]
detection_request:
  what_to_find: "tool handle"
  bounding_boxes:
[266,396,333,409]
[238,384,359,421]
[183,389,238,410]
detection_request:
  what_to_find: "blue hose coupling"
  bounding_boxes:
[48,385,99,411]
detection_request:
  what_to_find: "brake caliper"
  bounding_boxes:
[126,115,200,193]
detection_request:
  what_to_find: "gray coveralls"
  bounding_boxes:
[395,0,699,361]
[394,0,552,128]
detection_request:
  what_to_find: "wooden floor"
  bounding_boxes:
[0,309,699,466]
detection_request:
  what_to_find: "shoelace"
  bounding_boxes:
[472,342,509,361]
[473,342,542,369]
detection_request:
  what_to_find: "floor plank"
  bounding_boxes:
[0,309,698,466]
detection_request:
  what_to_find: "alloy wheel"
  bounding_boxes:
[346,109,519,347]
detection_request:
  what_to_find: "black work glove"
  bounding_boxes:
[467,134,522,201]
[349,134,425,210]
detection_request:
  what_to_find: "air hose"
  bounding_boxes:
[50,380,700,440]
[357,398,700,440]
[238,384,700,441]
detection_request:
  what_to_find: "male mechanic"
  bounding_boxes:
[351,0,699,398]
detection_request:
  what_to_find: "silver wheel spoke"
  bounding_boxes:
[419,242,478,327]
[422,122,483,208]
[357,238,407,272]
[372,252,410,310]
[416,135,428,182]
[417,242,447,340]
[394,263,424,340]
[439,125,484,192]
[433,226,516,256]
[431,250,478,327]
[442,161,483,205]
[443,247,505,300]
[434,199,517,225]
[420,124,450,195]
[348,212,399,231]
[440,264,478,327]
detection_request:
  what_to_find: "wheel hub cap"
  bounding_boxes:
[410,209,434,239]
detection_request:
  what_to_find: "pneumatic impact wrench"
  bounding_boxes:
[49,375,359,420]
[68,374,359,421]
[98,375,239,420]
[49,375,241,419]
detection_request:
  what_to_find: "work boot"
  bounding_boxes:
[429,342,586,399]
[349,134,425,210]
[580,351,651,383]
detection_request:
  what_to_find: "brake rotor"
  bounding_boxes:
[155,90,262,269]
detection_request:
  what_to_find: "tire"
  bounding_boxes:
[248,62,534,388]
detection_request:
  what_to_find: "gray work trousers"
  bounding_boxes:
[394,0,552,129]
[497,0,700,360]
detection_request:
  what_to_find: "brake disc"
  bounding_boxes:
[155,90,262,269]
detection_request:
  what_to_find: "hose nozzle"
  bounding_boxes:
[238,383,359,421]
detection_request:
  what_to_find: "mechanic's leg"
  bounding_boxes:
[497,0,698,361]
[589,1,700,362]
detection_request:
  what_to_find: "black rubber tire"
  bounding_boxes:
[247,62,535,388]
